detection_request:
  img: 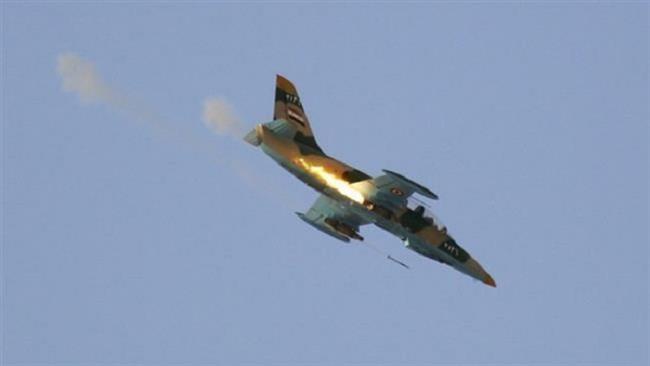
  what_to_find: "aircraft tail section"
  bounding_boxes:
[245,75,324,153]
[273,75,322,153]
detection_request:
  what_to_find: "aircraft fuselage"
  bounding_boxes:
[250,122,496,286]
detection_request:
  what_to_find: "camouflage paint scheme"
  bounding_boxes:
[244,75,496,287]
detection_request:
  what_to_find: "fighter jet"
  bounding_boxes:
[244,75,496,287]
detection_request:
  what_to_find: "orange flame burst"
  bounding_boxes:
[295,158,365,204]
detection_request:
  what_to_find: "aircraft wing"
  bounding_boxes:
[296,195,370,242]
[363,169,438,210]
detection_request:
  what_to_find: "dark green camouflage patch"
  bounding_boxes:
[439,239,470,263]
[275,87,303,109]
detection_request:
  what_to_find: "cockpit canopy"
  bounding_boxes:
[399,199,446,233]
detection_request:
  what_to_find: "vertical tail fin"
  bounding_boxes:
[274,75,310,132]
[274,75,323,153]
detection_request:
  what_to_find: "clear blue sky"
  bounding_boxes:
[2,2,648,365]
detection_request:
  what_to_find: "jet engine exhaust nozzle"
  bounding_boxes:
[243,124,263,146]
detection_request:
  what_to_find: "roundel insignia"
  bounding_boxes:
[390,187,404,196]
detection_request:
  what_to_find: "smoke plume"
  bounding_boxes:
[202,97,245,138]
[56,53,120,104]
[56,52,299,208]
[57,53,167,127]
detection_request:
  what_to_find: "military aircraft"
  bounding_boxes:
[244,75,496,287]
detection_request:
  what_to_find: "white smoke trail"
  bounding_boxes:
[56,52,170,132]
[56,53,300,209]
[56,52,232,162]
[57,53,113,103]
[202,97,246,138]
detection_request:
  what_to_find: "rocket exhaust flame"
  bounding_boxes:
[295,158,365,204]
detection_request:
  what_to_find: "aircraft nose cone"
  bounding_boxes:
[483,274,497,287]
